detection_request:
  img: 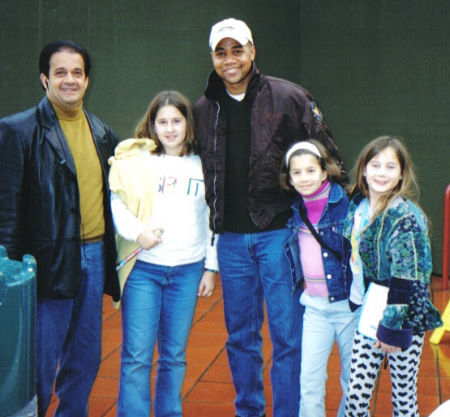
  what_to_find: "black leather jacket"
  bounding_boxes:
[0,97,120,301]
[194,65,345,233]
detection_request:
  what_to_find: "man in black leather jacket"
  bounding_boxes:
[0,40,119,417]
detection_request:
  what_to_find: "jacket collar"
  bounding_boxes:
[36,96,59,129]
[343,192,367,239]
[287,182,345,229]
[350,191,365,204]
[292,182,345,210]
[35,96,79,176]
[327,182,345,204]
[203,63,263,102]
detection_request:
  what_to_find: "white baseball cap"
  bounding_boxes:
[209,18,254,51]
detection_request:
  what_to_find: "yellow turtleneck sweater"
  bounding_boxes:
[52,101,105,241]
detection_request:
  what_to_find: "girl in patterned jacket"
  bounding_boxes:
[343,136,442,417]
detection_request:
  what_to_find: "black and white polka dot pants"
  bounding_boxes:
[344,330,424,417]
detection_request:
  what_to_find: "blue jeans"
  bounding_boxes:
[117,260,203,417]
[299,293,358,417]
[218,230,303,417]
[36,241,105,417]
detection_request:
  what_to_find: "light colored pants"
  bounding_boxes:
[344,331,425,417]
[299,292,358,417]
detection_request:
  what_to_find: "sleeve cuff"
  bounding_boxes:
[376,323,413,350]
[349,299,361,312]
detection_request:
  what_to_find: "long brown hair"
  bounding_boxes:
[352,136,419,219]
[134,90,196,156]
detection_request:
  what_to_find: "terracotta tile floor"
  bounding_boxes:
[46,276,450,417]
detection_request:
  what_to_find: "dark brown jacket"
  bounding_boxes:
[0,97,120,301]
[194,65,344,233]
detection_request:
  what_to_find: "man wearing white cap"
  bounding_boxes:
[194,18,346,417]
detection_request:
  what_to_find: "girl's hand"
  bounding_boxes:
[197,270,216,297]
[137,228,163,250]
[374,340,401,353]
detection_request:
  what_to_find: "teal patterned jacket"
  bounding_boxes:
[344,194,442,349]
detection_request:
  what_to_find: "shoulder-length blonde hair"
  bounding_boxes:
[134,90,196,156]
[352,135,419,218]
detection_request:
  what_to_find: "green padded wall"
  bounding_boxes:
[0,1,448,274]
[295,1,449,276]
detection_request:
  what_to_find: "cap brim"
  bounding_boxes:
[210,34,249,51]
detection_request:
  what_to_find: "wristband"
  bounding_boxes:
[204,268,218,273]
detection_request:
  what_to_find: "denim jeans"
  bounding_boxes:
[218,229,303,417]
[117,260,203,417]
[299,292,358,417]
[36,241,105,417]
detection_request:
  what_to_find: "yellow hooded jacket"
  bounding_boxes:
[108,138,157,308]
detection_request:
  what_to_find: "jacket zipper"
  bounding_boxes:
[211,100,220,236]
